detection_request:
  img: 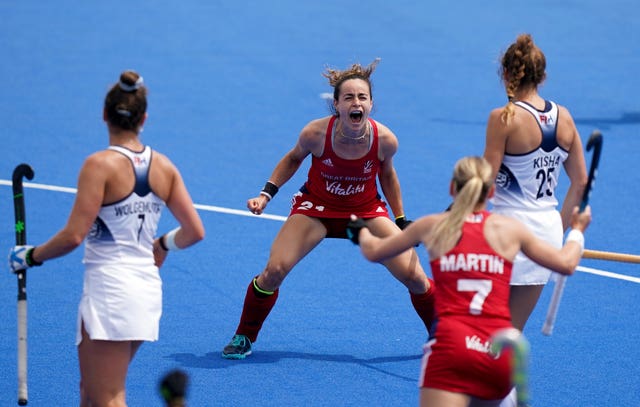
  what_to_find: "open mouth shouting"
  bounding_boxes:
[349,110,364,124]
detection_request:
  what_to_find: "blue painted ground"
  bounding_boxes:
[0,1,639,406]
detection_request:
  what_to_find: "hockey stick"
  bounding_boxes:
[542,130,603,336]
[491,328,530,407]
[12,163,34,406]
[583,249,640,264]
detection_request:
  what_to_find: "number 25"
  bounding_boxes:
[536,167,555,199]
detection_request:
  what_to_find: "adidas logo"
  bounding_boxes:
[322,158,334,167]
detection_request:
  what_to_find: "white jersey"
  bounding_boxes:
[77,145,166,344]
[83,145,165,266]
[491,100,569,211]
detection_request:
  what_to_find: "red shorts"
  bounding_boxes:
[289,188,389,238]
[420,317,513,400]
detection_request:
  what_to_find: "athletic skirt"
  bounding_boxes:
[491,207,563,285]
[419,317,513,400]
[76,263,162,345]
[288,187,390,238]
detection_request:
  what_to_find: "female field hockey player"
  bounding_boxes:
[483,33,588,331]
[221,59,436,359]
[349,156,591,407]
[9,70,205,407]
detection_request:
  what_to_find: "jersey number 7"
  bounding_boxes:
[458,279,492,315]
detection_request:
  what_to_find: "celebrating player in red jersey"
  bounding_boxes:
[349,156,590,407]
[221,59,435,359]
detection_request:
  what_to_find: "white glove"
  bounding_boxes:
[8,245,41,273]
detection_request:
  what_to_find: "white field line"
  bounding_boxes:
[0,179,287,222]
[1,180,637,284]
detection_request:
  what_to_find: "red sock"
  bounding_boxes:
[410,278,436,335]
[235,278,279,343]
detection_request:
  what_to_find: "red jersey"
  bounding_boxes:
[431,211,512,322]
[421,211,514,400]
[289,116,389,219]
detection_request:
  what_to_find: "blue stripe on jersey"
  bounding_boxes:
[514,100,560,153]
[496,163,522,195]
[108,145,152,196]
[87,216,114,242]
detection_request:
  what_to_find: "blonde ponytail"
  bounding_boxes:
[429,157,493,256]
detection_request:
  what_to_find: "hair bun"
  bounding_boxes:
[119,70,144,92]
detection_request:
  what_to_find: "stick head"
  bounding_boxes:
[12,163,34,184]
[579,130,603,212]
[490,328,528,355]
[586,130,603,152]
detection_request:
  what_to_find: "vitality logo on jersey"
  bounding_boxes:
[465,335,490,354]
[325,181,365,196]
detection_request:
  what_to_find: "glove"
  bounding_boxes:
[395,215,413,230]
[159,369,189,404]
[395,215,420,247]
[8,245,42,273]
[346,217,368,245]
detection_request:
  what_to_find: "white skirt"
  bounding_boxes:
[492,207,563,285]
[76,263,162,345]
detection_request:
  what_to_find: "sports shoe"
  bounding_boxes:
[222,334,252,359]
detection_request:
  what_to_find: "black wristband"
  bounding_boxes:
[159,235,170,251]
[260,181,279,200]
[395,215,412,230]
[26,247,43,267]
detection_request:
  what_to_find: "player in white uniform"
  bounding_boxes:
[9,70,205,407]
[79,145,165,344]
[483,34,587,331]
[492,100,568,283]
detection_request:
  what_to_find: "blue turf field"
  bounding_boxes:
[1,1,639,406]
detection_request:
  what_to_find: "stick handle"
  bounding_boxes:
[542,130,602,337]
[542,274,567,336]
[17,298,28,405]
[583,249,640,264]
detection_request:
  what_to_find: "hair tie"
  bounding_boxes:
[119,76,144,92]
[116,108,132,117]
[507,95,514,102]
